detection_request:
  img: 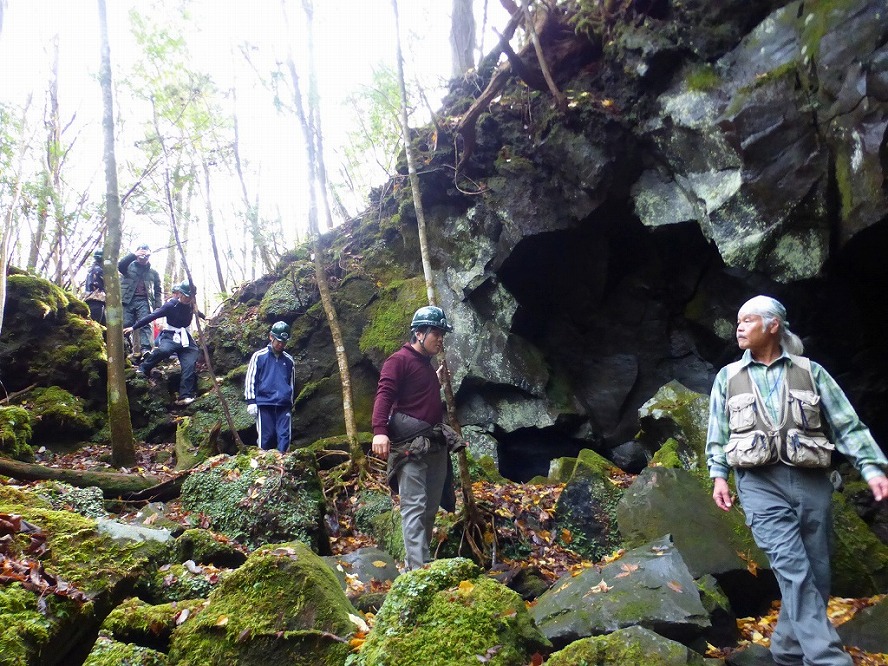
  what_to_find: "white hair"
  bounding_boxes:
[738,295,804,355]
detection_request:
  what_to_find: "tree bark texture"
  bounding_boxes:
[98,0,137,468]
[451,0,476,78]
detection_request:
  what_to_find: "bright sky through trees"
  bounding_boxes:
[0,0,507,302]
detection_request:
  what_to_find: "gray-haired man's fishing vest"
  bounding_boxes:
[724,354,834,469]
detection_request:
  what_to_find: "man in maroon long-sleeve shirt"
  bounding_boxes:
[371,306,453,570]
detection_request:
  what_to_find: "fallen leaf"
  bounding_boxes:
[215,616,229,627]
[667,580,683,593]
[175,608,190,625]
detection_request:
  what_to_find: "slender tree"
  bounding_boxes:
[98,0,137,468]
[450,0,476,77]
[282,0,365,474]
[392,0,483,558]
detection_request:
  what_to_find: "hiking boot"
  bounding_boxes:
[175,396,196,406]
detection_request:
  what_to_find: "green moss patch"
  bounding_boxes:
[351,558,549,666]
[167,542,355,666]
[0,405,33,461]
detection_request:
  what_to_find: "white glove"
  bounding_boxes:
[247,404,258,418]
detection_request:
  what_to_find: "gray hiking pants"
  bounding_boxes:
[735,464,852,666]
[397,444,449,571]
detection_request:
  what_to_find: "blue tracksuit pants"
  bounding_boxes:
[257,404,291,453]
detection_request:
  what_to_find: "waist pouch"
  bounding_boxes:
[388,412,465,453]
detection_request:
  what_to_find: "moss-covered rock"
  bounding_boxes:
[637,382,710,471]
[83,636,169,666]
[24,386,97,442]
[0,486,164,665]
[370,509,405,563]
[100,596,206,653]
[830,490,888,597]
[353,490,394,535]
[173,529,246,568]
[180,449,329,552]
[358,276,426,363]
[167,541,355,666]
[350,558,550,666]
[0,404,33,461]
[545,625,709,666]
[135,562,231,604]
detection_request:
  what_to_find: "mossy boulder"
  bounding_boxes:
[100,596,206,653]
[180,449,329,552]
[830,490,888,597]
[545,625,709,666]
[636,381,710,471]
[350,558,550,666]
[0,486,164,665]
[167,541,356,666]
[135,562,232,604]
[358,276,426,364]
[554,471,623,562]
[0,272,107,403]
[370,510,405,563]
[83,636,168,666]
[172,528,246,568]
[22,386,97,443]
[530,536,710,649]
[0,404,33,461]
[353,490,394,534]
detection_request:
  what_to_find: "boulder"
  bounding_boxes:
[352,557,550,666]
[530,535,710,649]
[637,381,710,468]
[0,486,166,665]
[545,625,710,666]
[167,542,356,666]
[616,467,774,616]
[836,595,888,655]
[180,449,328,553]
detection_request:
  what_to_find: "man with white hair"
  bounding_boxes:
[707,295,888,666]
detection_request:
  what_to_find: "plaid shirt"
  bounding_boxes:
[706,349,888,481]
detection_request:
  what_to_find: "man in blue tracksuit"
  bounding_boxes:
[244,321,296,452]
[124,281,200,406]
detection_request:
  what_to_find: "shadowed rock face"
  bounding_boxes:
[197,0,887,479]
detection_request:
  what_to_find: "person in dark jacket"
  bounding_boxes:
[83,249,106,324]
[119,243,162,356]
[371,306,454,570]
[244,321,296,452]
[124,281,199,407]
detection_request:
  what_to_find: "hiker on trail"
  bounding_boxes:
[371,306,464,571]
[119,243,161,359]
[707,295,888,666]
[83,249,106,324]
[124,281,199,407]
[244,321,296,453]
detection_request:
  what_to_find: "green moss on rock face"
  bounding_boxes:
[830,490,888,597]
[0,583,58,665]
[351,558,549,666]
[26,386,96,441]
[173,529,246,568]
[0,405,33,461]
[167,542,354,666]
[136,562,231,604]
[180,449,328,552]
[651,438,683,468]
[100,597,206,653]
[84,636,168,666]
[358,277,427,360]
[545,625,708,665]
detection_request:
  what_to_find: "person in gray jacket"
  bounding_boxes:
[119,243,161,356]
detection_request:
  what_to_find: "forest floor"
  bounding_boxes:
[26,443,888,666]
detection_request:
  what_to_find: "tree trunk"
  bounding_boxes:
[284,0,365,474]
[392,0,482,557]
[98,0,137,468]
[0,457,162,498]
[202,160,227,294]
[450,0,476,78]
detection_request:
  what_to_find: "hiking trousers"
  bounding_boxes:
[397,444,448,571]
[735,464,852,666]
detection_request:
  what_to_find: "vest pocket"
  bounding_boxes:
[788,389,822,430]
[785,428,834,468]
[725,430,777,468]
[727,393,757,432]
